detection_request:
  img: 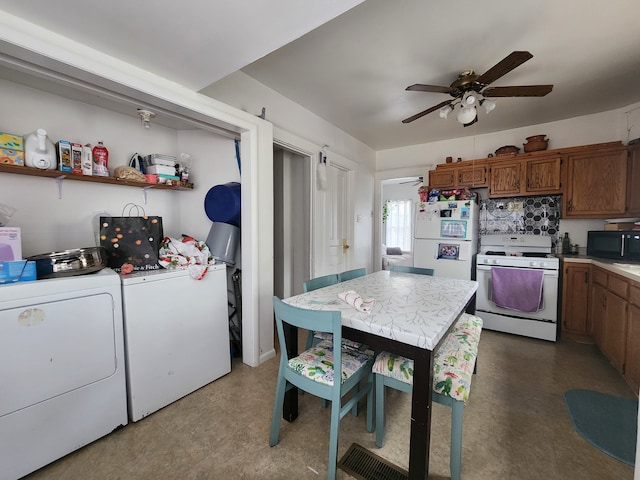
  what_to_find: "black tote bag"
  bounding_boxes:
[99,204,163,272]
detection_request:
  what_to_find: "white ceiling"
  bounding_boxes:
[3,0,640,151]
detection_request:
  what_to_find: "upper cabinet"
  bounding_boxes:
[487,154,563,198]
[428,161,488,189]
[626,144,640,216]
[428,141,638,218]
[525,155,562,194]
[563,144,627,218]
[489,158,522,197]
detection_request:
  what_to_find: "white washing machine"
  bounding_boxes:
[120,265,230,422]
[0,268,127,480]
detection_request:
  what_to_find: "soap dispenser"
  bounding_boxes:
[24,128,56,170]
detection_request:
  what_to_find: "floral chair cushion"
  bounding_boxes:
[289,339,374,387]
[372,313,483,403]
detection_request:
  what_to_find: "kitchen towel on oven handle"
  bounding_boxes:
[489,267,544,313]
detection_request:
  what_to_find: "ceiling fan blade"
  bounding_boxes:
[402,100,453,124]
[406,84,453,94]
[476,51,533,86]
[483,85,553,97]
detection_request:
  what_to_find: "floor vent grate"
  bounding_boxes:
[337,443,409,480]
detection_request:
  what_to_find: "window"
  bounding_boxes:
[384,200,413,252]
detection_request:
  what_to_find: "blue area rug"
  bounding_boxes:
[564,389,638,466]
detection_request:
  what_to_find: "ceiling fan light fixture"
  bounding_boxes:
[457,105,477,125]
[439,105,453,119]
[462,91,480,107]
[483,99,496,114]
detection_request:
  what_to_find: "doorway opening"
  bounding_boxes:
[273,146,312,299]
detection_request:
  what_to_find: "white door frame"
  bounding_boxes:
[375,166,431,271]
[274,128,356,279]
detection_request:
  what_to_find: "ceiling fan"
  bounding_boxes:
[399,176,424,186]
[402,51,553,127]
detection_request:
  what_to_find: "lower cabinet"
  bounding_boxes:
[625,304,640,394]
[564,262,640,393]
[590,267,629,376]
[625,285,640,394]
[561,264,592,342]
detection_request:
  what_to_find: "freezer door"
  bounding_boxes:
[413,238,474,280]
[414,201,477,240]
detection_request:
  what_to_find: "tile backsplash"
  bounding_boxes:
[479,195,562,246]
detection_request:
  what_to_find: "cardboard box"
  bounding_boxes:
[0,227,21,261]
[57,140,72,172]
[604,222,636,231]
[71,143,83,174]
[0,132,24,151]
[0,260,36,284]
[0,148,24,166]
[145,164,177,176]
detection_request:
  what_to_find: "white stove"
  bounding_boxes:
[477,234,559,270]
[475,234,559,341]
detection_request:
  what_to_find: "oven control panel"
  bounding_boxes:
[476,255,559,270]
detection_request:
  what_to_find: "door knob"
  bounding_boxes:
[342,238,350,254]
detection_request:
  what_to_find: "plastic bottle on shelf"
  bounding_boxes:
[562,232,571,254]
[92,141,109,177]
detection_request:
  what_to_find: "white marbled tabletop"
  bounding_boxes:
[284,270,478,350]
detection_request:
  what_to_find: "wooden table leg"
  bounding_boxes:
[408,348,434,480]
[282,324,298,422]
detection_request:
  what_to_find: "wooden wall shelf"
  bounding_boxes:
[0,163,193,190]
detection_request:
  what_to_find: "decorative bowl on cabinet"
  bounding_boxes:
[523,135,549,152]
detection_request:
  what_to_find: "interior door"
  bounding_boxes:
[323,162,349,275]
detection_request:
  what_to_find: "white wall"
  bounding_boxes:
[201,71,377,274]
[0,78,242,256]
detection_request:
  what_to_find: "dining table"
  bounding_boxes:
[282,269,478,480]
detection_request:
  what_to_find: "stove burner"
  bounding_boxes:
[485,251,506,256]
[522,252,549,258]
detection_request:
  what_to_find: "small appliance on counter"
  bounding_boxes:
[587,230,640,261]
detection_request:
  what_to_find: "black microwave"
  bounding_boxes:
[587,230,640,261]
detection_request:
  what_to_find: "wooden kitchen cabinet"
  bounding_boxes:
[525,155,562,195]
[489,158,522,197]
[428,161,488,189]
[590,281,606,349]
[487,154,562,198]
[626,144,640,216]
[561,264,592,342]
[589,266,629,374]
[563,144,628,218]
[625,301,640,394]
[625,283,640,394]
[428,168,456,188]
[457,162,488,187]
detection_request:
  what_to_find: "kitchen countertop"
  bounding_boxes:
[559,254,640,282]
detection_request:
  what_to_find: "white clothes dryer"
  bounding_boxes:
[0,269,127,480]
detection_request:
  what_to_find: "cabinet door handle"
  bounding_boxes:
[584,272,588,283]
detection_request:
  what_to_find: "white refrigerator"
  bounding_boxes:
[413,200,479,280]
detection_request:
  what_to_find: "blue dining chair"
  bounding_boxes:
[338,267,367,282]
[303,273,339,293]
[303,274,340,349]
[371,313,483,480]
[270,297,374,480]
[389,264,435,275]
